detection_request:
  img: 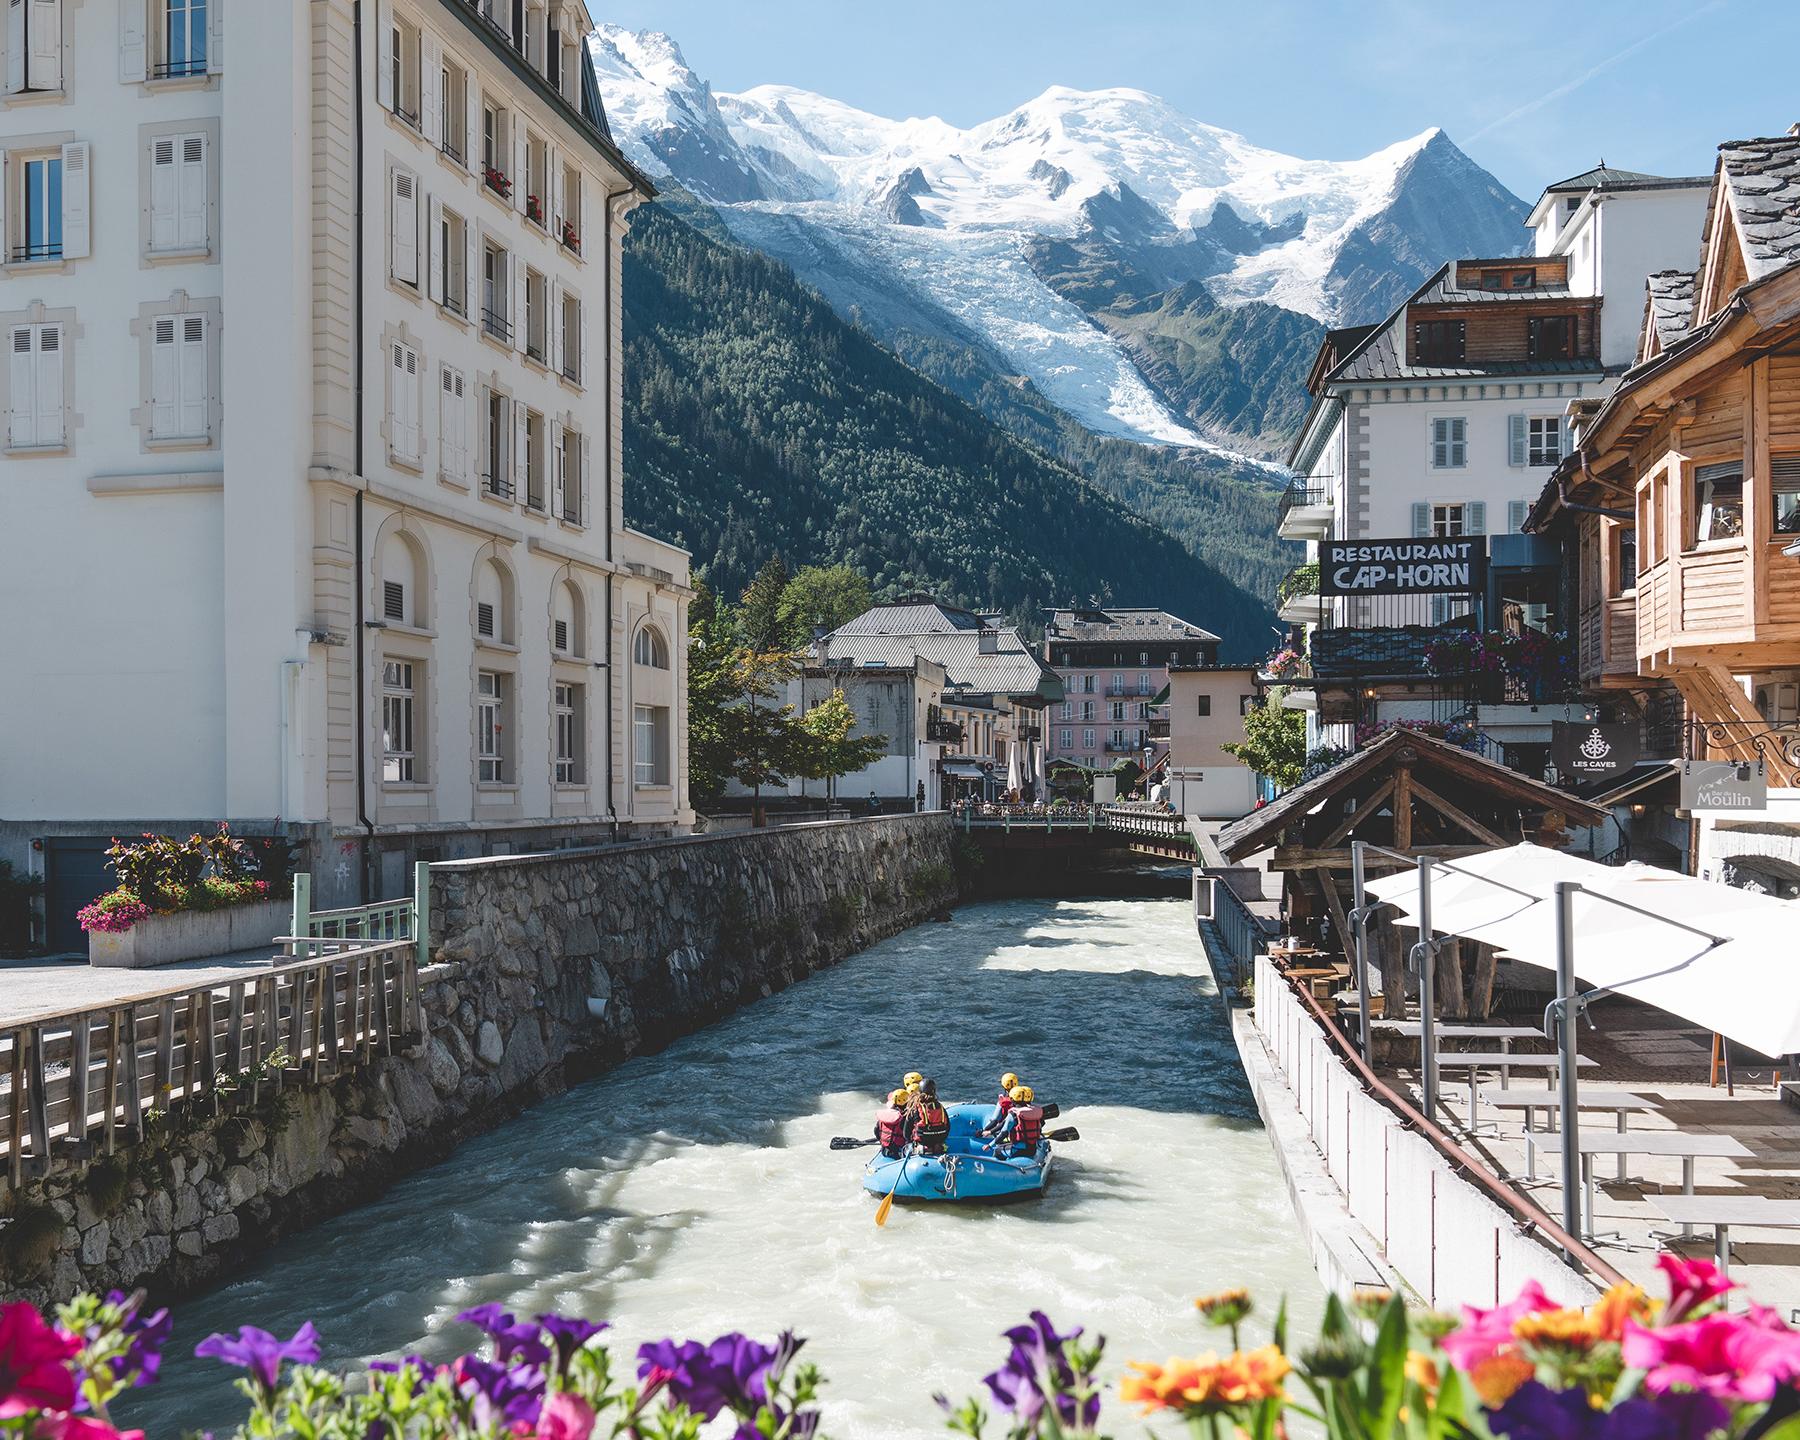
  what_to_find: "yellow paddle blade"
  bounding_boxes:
[875,1189,895,1226]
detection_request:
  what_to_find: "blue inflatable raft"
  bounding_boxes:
[861,1102,1051,1204]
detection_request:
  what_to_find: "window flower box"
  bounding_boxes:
[560,220,580,254]
[525,194,543,224]
[483,165,512,199]
[86,896,288,969]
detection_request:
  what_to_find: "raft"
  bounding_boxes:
[861,1102,1052,1204]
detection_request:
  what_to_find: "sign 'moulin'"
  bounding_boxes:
[1680,760,1768,813]
[1320,538,1489,596]
[1550,722,1640,781]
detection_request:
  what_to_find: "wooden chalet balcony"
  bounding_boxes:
[1577,595,1639,687]
[1636,543,1800,671]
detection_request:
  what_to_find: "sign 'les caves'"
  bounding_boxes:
[1319,538,1489,596]
[1550,721,1640,781]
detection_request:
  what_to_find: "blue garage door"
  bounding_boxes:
[44,837,115,956]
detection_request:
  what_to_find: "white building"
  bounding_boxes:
[0,0,692,948]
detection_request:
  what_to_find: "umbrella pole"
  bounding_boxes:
[1353,841,1373,1063]
[1554,880,1582,1247]
[1417,856,1438,1122]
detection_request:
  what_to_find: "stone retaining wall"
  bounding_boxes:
[0,815,959,1305]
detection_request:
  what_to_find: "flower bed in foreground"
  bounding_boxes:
[3,1256,1795,1439]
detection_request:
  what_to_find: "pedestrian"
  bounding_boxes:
[868,789,881,815]
[915,780,926,812]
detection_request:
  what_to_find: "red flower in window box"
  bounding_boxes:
[483,166,512,198]
[526,194,543,223]
[560,220,580,254]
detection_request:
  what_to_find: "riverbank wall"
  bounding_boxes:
[0,816,959,1306]
[1218,949,1602,1310]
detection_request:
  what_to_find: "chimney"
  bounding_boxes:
[1790,123,1800,138]
[978,628,999,655]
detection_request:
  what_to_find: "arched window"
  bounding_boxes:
[633,624,669,669]
[378,532,425,628]
[475,558,514,645]
[552,580,584,656]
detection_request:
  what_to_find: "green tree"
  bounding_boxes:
[685,579,742,802]
[1222,687,1307,790]
[740,554,791,651]
[776,564,873,650]
[791,689,889,801]
[724,646,803,824]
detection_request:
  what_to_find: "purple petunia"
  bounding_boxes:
[635,1331,800,1421]
[1488,1381,1729,1440]
[453,1355,545,1431]
[535,1314,608,1371]
[101,1292,171,1389]
[981,1312,1101,1435]
[193,1323,321,1395]
[455,1305,550,1368]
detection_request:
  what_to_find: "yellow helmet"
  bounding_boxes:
[888,1089,911,1106]
[1000,1072,1019,1090]
[903,1071,923,1088]
[1011,1084,1034,1104]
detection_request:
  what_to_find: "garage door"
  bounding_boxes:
[44,837,116,956]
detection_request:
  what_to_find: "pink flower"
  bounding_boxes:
[1622,1310,1800,1403]
[1654,1253,1736,1321]
[537,1390,596,1440]
[0,1302,82,1418]
[38,1416,145,1440]
[1440,1281,1557,1372]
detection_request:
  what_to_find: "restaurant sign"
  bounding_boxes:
[1319,538,1488,596]
[1550,722,1640,781]
[1679,760,1768,813]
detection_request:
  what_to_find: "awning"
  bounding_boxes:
[1574,759,1679,807]
[1366,844,1800,1057]
[942,762,987,779]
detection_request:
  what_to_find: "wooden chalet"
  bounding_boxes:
[1217,729,1606,1018]
[1572,131,1800,784]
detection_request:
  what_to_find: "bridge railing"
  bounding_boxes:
[1199,872,1278,990]
[1099,805,1189,840]
[957,803,1104,833]
[290,863,430,970]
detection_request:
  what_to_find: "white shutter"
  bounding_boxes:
[117,0,145,82]
[34,325,61,445]
[510,246,524,349]
[177,316,207,437]
[150,137,177,249]
[405,346,421,460]
[549,147,563,232]
[426,196,443,305]
[1508,499,1528,532]
[1508,413,1527,467]
[580,432,591,528]
[27,0,58,90]
[390,341,406,457]
[8,326,34,446]
[548,280,562,375]
[177,133,206,247]
[420,33,441,146]
[1411,502,1431,537]
[465,73,480,173]
[512,122,525,214]
[6,0,25,93]
[390,168,418,285]
[513,393,527,492]
[549,419,563,516]
[59,140,88,258]
[464,212,477,319]
[578,294,588,388]
[376,16,393,109]
[150,317,178,436]
[1465,501,1486,536]
[440,366,465,478]
[206,0,222,72]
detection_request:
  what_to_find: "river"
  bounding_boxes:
[127,893,1323,1437]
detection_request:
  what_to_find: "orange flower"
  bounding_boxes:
[1512,1308,1602,1352]
[1195,1289,1254,1327]
[1404,1349,1441,1395]
[1469,1353,1534,1408]
[1120,1346,1291,1414]
[1588,1283,1657,1342]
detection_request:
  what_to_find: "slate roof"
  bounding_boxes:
[1542,165,1708,194]
[1643,270,1697,351]
[830,599,989,636]
[818,605,1063,702]
[1042,606,1221,644]
[1715,136,1800,281]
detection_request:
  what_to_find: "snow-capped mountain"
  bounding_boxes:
[592,28,1526,453]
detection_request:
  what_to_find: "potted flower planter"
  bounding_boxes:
[88,898,289,969]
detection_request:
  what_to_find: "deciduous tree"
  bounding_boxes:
[1221,687,1306,790]
[791,689,888,801]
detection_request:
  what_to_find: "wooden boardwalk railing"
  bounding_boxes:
[0,937,422,1183]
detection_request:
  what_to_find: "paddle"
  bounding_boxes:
[875,1157,906,1227]
[830,1126,1080,1150]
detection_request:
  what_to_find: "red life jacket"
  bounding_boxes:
[874,1106,906,1151]
[994,1092,1015,1116]
[913,1101,950,1153]
[1009,1104,1045,1149]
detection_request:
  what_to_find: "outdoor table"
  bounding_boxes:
[1527,1129,1752,1239]
[1648,1195,1800,1273]
[1374,1021,1544,1051]
[1431,1051,1595,1130]
[1482,1089,1656,1179]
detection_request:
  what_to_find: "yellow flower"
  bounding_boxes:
[1512,1308,1602,1352]
[1404,1350,1440,1395]
[1469,1353,1534,1408]
[1120,1346,1291,1414]
[1588,1283,1657,1342]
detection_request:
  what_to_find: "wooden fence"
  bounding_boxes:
[1,938,422,1184]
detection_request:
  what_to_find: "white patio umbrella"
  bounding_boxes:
[1005,741,1023,796]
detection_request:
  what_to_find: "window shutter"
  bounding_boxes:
[549,419,563,516]
[578,295,588,388]
[426,197,443,305]
[178,134,207,247]
[27,0,58,90]
[384,580,406,622]
[1508,499,1528,533]
[513,391,527,485]
[477,602,494,638]
[150,317,178,436]
[1696,460,1741,485]
[1508,413,1526,466]
[1449,417,1466,468]
[206,0,222,71]
[550,150,564,233]
[390,169,418,285]
[420,32,441,145]
[404,346,421,460]
[466,76,481,177]
[464,211,478,319]
[117,0,144,81]
[376,16,393,109]
[1465,501,1486,535]
[6,0,24,94]
[1771,455,1800,489]
[177,316,207,437]
[8,326,35,446]
[511,119,526,215]
[32,324,61,445]
[1430,419,1448,469]
[510,247,525,347]
[59,141,88,258]
[548,281,562,375]
[438,366,463,478]
[579,431,591,527]
[1411,501,1431,536]
[150,137,177,249]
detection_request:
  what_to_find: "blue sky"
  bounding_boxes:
[598,0,1795,199]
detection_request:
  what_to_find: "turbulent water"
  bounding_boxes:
[128,895,1322,1438]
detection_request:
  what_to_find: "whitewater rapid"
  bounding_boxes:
[128,895,1322,1438]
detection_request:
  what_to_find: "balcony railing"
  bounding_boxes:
[482,307,512,343]
[441,137,466,167]
[1277,479,1333,525]
[561,493,582,525]
[9,242,62,264]
[151,57,208,80]
[561,360,580,384]
[1148,717,1170,739]
[927,719,964,744]
[480,472,513,501]
[1103,738,1148,754]
[526,339,547,364]
[1277,563,1321,607]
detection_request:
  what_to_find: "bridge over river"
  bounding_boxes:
[126,892,1321,1440]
